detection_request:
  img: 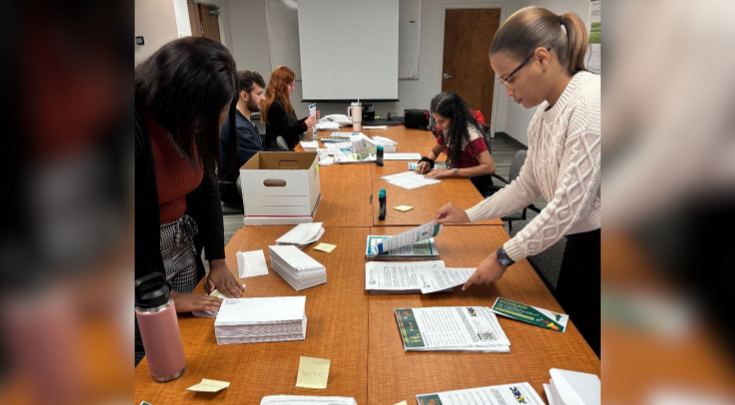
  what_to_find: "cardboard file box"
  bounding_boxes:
[240,152,321,225]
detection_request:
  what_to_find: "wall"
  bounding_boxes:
[501,0,591,145]
[134,0,180,64]
[172,0,193,38]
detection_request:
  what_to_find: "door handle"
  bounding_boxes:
[443,73,453,79]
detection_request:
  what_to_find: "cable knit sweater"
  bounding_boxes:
[466,71,601,262]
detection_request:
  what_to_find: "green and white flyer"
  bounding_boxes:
[491,297,569,333]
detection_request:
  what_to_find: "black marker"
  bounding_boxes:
[378,188,387,220]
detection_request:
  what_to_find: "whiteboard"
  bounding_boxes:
[298,0,398,100]
[265,0,421,82]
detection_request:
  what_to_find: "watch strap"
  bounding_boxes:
[496,247,515,266]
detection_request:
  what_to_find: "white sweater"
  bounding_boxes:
[466,71,601,262]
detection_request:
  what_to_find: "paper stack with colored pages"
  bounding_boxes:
[276,222,325,249]
[416,383,544,405]
[365,222,442,260]
[214,296,307,345]
[544,368,601,405]
[394,306,510,352]
[269,245,327,291]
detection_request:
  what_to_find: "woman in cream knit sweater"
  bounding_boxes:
[435,7,601,355]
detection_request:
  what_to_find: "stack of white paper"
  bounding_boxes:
[384,153,421,161]
[276,222,325,249]
[365,260,475,294]
[382,171,441,189]
[544,368,601,405]
[416,383,544,405]
[300,140,319,152]
[269,245,327,291]
[214,296,307,345]
[394,306,510,352]
[371,135,397,153]
[261,395,357,405]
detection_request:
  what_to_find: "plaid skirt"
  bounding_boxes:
[135,214,199,365]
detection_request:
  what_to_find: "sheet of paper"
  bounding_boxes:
[393,205,414,212]
[385,153,421,161]
[377,221,442,254]
[237,250,269,278]
[419,267,476,294]
[300,140,319,150]
[491,297,569,333]
[296,356,331,389]
[363,125,388,129]
[192,285,246,318]
[543,384,557,405]
[381,171,441,189]
[314,243,337,253]
[549,368,601,405]
[366,235,438,259]
[186,378,231,393]
[392,401,408,405]
[365,261,446,292]
[261,396,357,405]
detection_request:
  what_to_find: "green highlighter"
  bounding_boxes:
[491,297,569,333]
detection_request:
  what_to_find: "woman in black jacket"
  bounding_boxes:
[135,37,244,364]
[261,65,318,150]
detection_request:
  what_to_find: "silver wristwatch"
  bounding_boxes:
[496,247,515,266]
[453,167,459,176]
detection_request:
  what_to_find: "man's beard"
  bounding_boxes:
[247,98,260,113]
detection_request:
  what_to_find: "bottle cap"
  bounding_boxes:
[135,272,171,308]
[379,188,386,199]
[377,145,384,152]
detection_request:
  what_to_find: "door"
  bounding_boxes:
[188,1,202,37]
[199,4,221,43]
[441,8,501,128]
[187,2,221,43]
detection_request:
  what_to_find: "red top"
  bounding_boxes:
[437,125,488,169]
[141,105,203,224]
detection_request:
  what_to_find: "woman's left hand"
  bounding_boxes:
[462,251,509,290]
[425,169,453,179]
[207,259,244,298]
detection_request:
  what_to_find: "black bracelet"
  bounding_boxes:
[419,156,435,169]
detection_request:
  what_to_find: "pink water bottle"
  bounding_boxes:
[135,273,186,382]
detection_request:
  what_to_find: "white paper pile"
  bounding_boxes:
[382,171,441,189]
[269,245,327,291]
[416,383,544,405]
[214,296,307,345]
[261,396,357,405]
[365,261,475,294]
[371,136,398,153]
[394,306,510,352]
[544,368,601,405]
[276,222,325,249]
[236,250,269,278]
[300,140,319,152]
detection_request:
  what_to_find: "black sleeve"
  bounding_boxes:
[188,174,225,262]
[268,102,306,146]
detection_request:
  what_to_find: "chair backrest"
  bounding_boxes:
[509,150,527,182]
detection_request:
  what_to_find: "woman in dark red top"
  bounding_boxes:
[135,37,244,364]
[416,92,496,197]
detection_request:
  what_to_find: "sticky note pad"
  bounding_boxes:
[186,378,231,393]
[393,205,414,212]
[296,356,331,389]
[393,401,408,405]
[314,243,337,253]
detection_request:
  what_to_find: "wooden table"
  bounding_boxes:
[366,226,599,404]
[135,226,371,404]
[366,126,438,154]
[372,161,502,227]
[313,164,373,227]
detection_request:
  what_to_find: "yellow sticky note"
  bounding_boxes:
[314,243,337,253]
[393,205,414,212]
[186,378,231,393]
[296,356,331,389]
[393,401,408,405]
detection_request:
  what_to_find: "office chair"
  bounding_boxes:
[488,150,541,233]
[509,219,566,293]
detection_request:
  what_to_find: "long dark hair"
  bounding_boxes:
[490,7,588,75]
[430,92,483,168]
[135,37,238,179]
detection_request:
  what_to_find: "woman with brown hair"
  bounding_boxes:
[434,7,601,355]
[261,66,319,150]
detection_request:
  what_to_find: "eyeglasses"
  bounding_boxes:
[496,48,549,89]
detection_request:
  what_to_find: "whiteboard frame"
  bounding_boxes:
[439,3,506,139]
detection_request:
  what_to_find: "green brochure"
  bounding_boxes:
[491,297,569,333]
